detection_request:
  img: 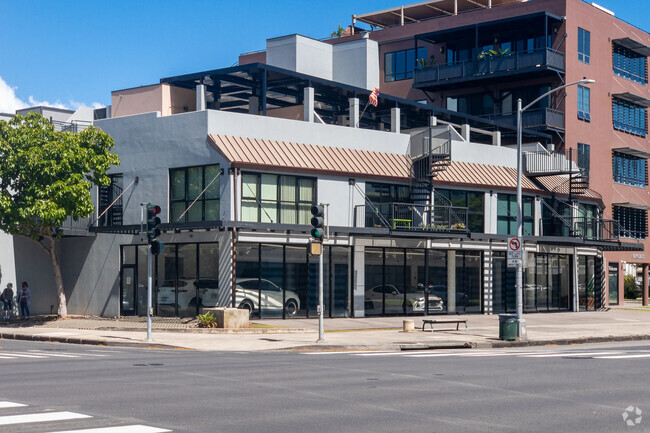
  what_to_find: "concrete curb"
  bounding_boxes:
[0,332,186,350]
[90,327,317,334]
[481,334,650,349]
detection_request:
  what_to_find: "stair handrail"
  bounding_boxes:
[89,177,139,228]
[354,183,391,229]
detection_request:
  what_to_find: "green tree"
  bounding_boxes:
[0,112,119,316]
[330,24,345,38]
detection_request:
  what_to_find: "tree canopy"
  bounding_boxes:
[0,112,119,315]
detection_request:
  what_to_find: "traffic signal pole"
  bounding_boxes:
[310,204,327,343]
[142,203,162,342]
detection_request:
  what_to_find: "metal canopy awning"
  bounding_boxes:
[414,11,564,44]
[354,0,522,28]
[160,63,551,141]
[612,147,650,159]
[613,92,650,107]
[613,37,650,57]
[612,202,650,211]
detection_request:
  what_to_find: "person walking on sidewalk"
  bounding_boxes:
[17,282,30,319]
[1,283,13,321]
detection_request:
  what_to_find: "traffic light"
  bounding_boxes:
[146,204,161,244]
[150,240,164,255]
[310,205,324,241]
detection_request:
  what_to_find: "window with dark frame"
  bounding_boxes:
[612,98,647,137]
[577,85,590,121]
[612,151,647,187]
[385,47,427,82]
[497,194,534,236]
[436,189,484,233]
[577,143,590,178]
[613,43,647,84]
[241,172,316,224]
[578,27,590,64]
[170,164,220,223]
[614,206,647,239]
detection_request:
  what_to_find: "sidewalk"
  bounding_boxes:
[0,309,648,352]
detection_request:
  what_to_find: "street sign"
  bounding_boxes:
[507,237,522,267]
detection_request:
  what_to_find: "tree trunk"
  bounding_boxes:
[46,235,67,317]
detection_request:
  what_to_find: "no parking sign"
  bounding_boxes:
[507,237,522,267]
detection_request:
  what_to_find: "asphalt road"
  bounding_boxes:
[0,340,647,433]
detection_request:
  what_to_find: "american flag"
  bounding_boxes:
[369,87,379,107]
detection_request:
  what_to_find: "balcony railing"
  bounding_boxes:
[413,48,565,89]
[50,119,92,133]
[539,216,641,244]
[355,202,468,232]
[479,108,565,131]
[523,149,578,177]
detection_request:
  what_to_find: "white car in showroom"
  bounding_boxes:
[365,284,444,314]
[235,278,301,318]
[157,278,219,315]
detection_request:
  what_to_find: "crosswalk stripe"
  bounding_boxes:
[26,351,80,358]
[0,401,27,408]
[0,352,48,358]
[0,411,91,425]
[51,424,171,433]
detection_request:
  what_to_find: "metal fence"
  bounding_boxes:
[414,48,565,86]
[355,202,468,232]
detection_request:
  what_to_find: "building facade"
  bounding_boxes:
[1,0,647,318]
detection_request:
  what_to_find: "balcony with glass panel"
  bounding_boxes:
[413,12,565,91]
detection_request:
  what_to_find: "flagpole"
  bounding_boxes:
[356,100,370,128]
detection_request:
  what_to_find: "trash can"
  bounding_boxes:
[498,314,518,341]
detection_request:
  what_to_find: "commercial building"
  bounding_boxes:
[1,0,647,318]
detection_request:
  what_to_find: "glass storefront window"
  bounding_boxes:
[364,248,384,316]
[329,246,351,318]
[426,250,447,314]
[260,244,285,317]
[235,243,260,318]
[457,251,482,313]
[492,252,516,313]
[384,249,405,315]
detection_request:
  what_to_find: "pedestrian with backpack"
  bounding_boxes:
[17,282,30,319]
[1,283,13,321]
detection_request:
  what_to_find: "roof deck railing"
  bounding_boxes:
[523,149,579,177]
[413,47,564,88]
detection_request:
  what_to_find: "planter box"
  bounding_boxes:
[200,307,249,329]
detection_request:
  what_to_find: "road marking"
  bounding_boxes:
[0,401,27,408]
[596,354,650,359]
[52,425,171,433]
[26,350,109,357]
[521,351,625,358]
[26,351,80,358]
[0,411,91,425]
[0,352,48,358]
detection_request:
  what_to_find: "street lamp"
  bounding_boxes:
[515,78,595,338]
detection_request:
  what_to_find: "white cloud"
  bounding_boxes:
[0,76,105,114]
[0,76,29,113]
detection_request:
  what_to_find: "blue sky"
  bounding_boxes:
[0,0,647,112]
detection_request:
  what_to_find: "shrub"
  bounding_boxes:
[197,311,217,328]
[624,275,640,300]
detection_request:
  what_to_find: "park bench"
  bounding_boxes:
[421,318,468,332]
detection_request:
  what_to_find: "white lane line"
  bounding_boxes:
[0,402,27,408]
[596,354,650,359]
[521,351,624,358]
[0,411,91,426]
[0,352,48,358]
[0,356,18,359]
[51,424,171,433]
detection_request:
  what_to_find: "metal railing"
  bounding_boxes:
[414,48,565,87]
[479,108,565,130]
[355,202,468,232]
[60,216,92,230]
[50,119,93,133]
[523,149,578,176]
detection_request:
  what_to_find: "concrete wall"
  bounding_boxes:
[96,111,231,226]
[206,109,409,155]
[452,140,517,168]
[266,34,379,91]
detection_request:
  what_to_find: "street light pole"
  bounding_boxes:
[515,78,595,338]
